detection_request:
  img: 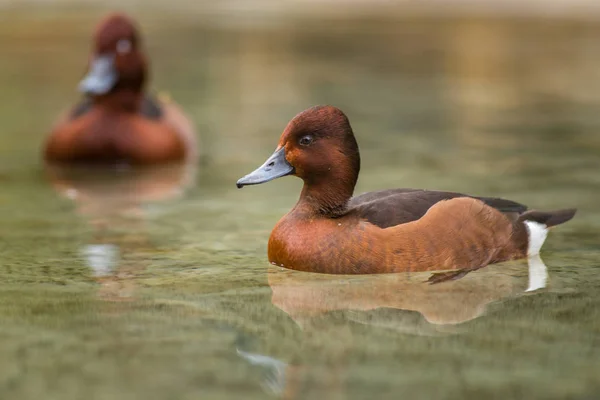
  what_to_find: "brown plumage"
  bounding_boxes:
[44,13,196,165]
[237,105,576,277]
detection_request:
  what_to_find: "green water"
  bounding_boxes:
[0,6,599,400]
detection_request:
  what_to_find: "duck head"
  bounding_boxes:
[79,13,147,109]
[237,106,361,214]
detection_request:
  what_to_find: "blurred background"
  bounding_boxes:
[0,1,599,399]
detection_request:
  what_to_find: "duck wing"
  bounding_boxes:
[348,189,527,228]
[68,95,163,120]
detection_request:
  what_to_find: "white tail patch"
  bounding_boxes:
[524,221,548,257]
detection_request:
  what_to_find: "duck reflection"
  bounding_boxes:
[268,255,548,329]
[240,256,549,398]
[45,162,196,299]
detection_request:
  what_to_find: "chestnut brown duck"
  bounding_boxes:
[237,106,576,278]
[44,13,196,165]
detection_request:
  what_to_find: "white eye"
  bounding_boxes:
[116,39,132,54]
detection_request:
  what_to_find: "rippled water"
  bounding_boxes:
[0,7,599,400]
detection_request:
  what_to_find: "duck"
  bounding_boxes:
[236,105,576,278]
[43,13,196,165]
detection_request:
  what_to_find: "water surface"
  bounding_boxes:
[0,7,599,399]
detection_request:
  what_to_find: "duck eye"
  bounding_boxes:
[116,39,132,54]
[298,135,313,146]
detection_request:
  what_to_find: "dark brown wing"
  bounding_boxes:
[69,95,163,120]
[348,189,528,228]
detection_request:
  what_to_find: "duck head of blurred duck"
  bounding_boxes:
[79,13,148,111]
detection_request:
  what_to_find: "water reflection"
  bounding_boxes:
[45,162,196,299]
[238,348,343,400]
[526,254,548,292]
[239,257,550,397]
[81,243,119,277]
[268,256,548,329]
[45,163,196,218]
[237,349,288,397]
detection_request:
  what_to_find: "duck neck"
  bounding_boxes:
[298,174,357,217]
[93,61,147,113]
[93,89,143,113]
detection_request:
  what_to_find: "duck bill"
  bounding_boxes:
[236,147,294,188]
[78,54,118,95]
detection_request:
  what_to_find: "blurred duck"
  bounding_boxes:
[44,13,196,165]
[237,105,576,278]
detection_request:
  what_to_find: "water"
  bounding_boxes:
[0,6,599,399]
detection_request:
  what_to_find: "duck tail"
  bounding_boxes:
[518,208,577,228]
[517,208,576,257]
